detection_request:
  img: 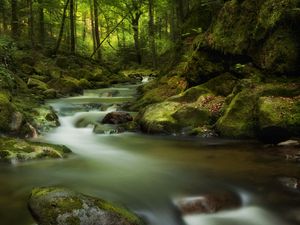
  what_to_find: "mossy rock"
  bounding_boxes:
[202,0,300,74]
[28,187,145,225]
[172,105,211,127]
[203,73,238,96]
[169,86,211,103]
[130,75,188,111]
[137,102,182,134]
[216,90,258,138]
[48,76,82,95]
[27,78,49,91]
[0,137,71,164]
[0,66,16,90]
[30,106,60,132]
[258,96,300,135]
[0,91,15,132]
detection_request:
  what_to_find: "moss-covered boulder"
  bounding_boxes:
[216,82,300,138]
[216,90,258,138]
[202,0,300,74]
[137,100,215,134]
[138,102,181,134]
[30,106,60,133]
[0,138,71,164]
[130,75,188,111]
[0,92,15,132]
[27,78,49,91]
[48,76,82,95]
[28,187,144,225]
[0,66,16,90]
[258,96,300,135]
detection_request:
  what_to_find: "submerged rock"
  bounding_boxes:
[28,187,145,225]
[173,191,241,216]
[102,112,133,125]
[0,137,71,164]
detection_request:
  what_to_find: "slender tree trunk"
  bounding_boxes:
[170,4,176,41]
[0,0,7,32]
[121,22,126,48]
[89,0,96,52]
[93,0,101,60]
[70,0,75,53]
[82,13,87,41]
[28,0,34,46]
[11,0,19,40]
[148,0,157,68]
[53,0,70,55]
[38,0,45,45]
[132,15,142,64]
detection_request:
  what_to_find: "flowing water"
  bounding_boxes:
[1,83,300,225]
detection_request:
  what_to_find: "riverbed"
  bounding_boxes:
[0,83,300,225]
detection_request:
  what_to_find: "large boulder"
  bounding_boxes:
[137,101,214,134]
[28,187,144,225]
[202,0,300,74]
[0,92,15,132]
[216,83,300,138]
[48,76,82,95]
[102,112,133,125]
[130,75,188,111]
[0,138,71,164]
[258,96,300,136]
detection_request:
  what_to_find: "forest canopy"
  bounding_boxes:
[0,0,220,67]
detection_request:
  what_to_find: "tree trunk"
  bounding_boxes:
[11,0,19,39]
[53,0,70,55]
[28,0,34,46]
[82,13,87,41]
[0,0,7,32]
[93,0,101,60]
[148,0,157,68]
[38,0,45,45]
[70,0,75,53]
[132,15,142,64]
[89,0,96,52]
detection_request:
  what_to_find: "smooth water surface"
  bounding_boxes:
[0,84,300,225]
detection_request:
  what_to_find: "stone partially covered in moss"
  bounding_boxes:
[0,91,15,132]
[48,76,82,95]
[28,187,144,225]
[130,75,188,111]
[0,137,71,164]
[138,102,181,134]
[0,66,16,90]
[216,82,300,138]
[30,106,60,133]
[27,78,49,91]
[202,0,300,74]
[258,96,300,135]
[216,90,258,138]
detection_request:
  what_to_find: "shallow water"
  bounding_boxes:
[0,84,300,225]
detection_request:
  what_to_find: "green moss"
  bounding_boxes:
[258,96,300,135]
[169,86,211,103]
[0,137,71,163]
[216,90,258,138]
[95,199,143,225]
[29,187,144,225]
[0,91,14,132]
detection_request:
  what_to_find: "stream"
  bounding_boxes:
[1,82,300,225]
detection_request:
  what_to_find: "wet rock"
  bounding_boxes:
[93,124,124,134]
[173,191,241,215]
[258,96,300,137]
[0,137,71,164]
[102,112,133,125]
[0,91,15,132]
[31,106,60,132]
[278,177,300,192]
[278,140,300,147]
[28,187,144,225]
[9,111,24,132]
[27,78,49,91]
